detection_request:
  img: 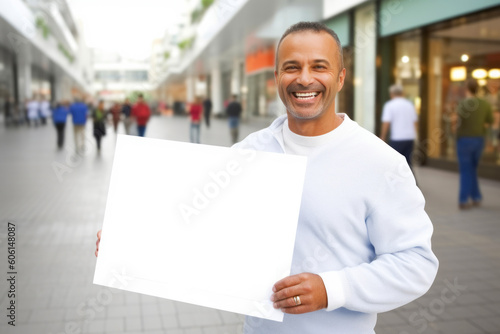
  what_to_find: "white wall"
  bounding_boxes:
[353,2,377,133]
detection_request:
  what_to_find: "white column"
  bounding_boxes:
[231,59,240,96]
[210,64,223,115]
[353,2,377,133]
[186,76,195,103]
[17,57,31,101]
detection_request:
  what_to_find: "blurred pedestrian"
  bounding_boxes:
[226,94,242,144]
[52,100,69,149]
[122,98,132,135]
[69,98,88,153]
[188,97,203,143]
[131,94,151,137]
[39,95,51,125]
[203,96,212,127]
[109,101,121,133]
[380,84,418,168]
[454,79,493,209]
[92,100,107,153]
[3,95,13,127]
[27,96,40,127]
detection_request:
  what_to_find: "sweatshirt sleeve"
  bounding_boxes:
[320,155,439,313]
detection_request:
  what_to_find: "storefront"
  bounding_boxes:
[325,11,355,120]
[245,46,277,117]
[377,0,500,179]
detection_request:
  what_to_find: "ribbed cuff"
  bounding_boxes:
[318,271,347,312]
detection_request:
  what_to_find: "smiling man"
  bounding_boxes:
[234,21,439,333]
[95,21,438,334]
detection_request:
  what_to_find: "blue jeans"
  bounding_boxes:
[456,137,484,204]
[137,125,146,137]
[190,123,200,143]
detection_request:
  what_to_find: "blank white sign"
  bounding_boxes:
[93,135,307,322]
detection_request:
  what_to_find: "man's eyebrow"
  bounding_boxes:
[281,59,332,67]
[281,60,300,67]
[312,59,331,66]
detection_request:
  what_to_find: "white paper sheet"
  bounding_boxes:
[93,135,307,322]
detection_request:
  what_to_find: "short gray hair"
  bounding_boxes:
[389,84,404,96]
[275,21,344,71]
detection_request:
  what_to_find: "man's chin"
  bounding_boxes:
[287,108,323,120]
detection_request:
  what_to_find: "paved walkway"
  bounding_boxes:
[0,115,499,334]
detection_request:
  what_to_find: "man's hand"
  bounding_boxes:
[271,273,327,314]
[95,230,101,257]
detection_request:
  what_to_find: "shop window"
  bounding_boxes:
[428,13,500,165]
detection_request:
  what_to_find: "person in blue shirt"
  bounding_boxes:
[69,99,89,153]
[52,101,69,149]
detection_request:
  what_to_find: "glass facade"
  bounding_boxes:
[426,10,500,166]
[381,6,500,175]
[0,47,16,103]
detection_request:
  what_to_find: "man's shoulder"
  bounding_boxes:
[233,115,286,151]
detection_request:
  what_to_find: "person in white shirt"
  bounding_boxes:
[380,84,419,167]
[39,95,51,125]
[95,21,438,334]
[26,97,40,127]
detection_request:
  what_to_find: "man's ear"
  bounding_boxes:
[337,68,346,92]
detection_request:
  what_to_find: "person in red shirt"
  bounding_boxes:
[131,93,151,137]
[188,97,203,143]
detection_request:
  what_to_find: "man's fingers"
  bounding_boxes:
[95,230,102,258]
[271,285,303,303]
[273,274,303,292]
[281,304,312,314]
[273,294,309,310]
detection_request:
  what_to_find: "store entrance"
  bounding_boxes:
[427,12,500,166]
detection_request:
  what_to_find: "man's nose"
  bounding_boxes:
[296,68,314,86]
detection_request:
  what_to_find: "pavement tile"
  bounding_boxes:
[432,319,483,334]
[104,317,125,332]
[471,316,500,333]
[125,316,142,332]
[143,315,163,331]
[161,313,179,329]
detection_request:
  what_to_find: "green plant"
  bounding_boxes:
[191,8,202,23]
[201,0,214,9]
[58,43,74,63]
[163,51,171,59]
[36,16,50,39]
[178,37,195,50]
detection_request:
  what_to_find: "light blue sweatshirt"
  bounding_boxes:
[235,114,438,334]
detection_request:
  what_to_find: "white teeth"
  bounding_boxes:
[294,92,319,99]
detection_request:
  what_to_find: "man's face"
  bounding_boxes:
[275,31,345,120]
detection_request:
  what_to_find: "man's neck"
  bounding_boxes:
[287,112,343,137]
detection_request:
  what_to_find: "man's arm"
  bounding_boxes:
[380,122,390,141]
[273,155,438,315]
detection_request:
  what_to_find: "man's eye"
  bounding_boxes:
[285,66,298,70]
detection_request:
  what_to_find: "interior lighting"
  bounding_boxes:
[460,54,469,62]
[401,56,410,63]
[472,69,487,79]
[489,69,500,79]
[450,66,466,81]
[478,79,487,86]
